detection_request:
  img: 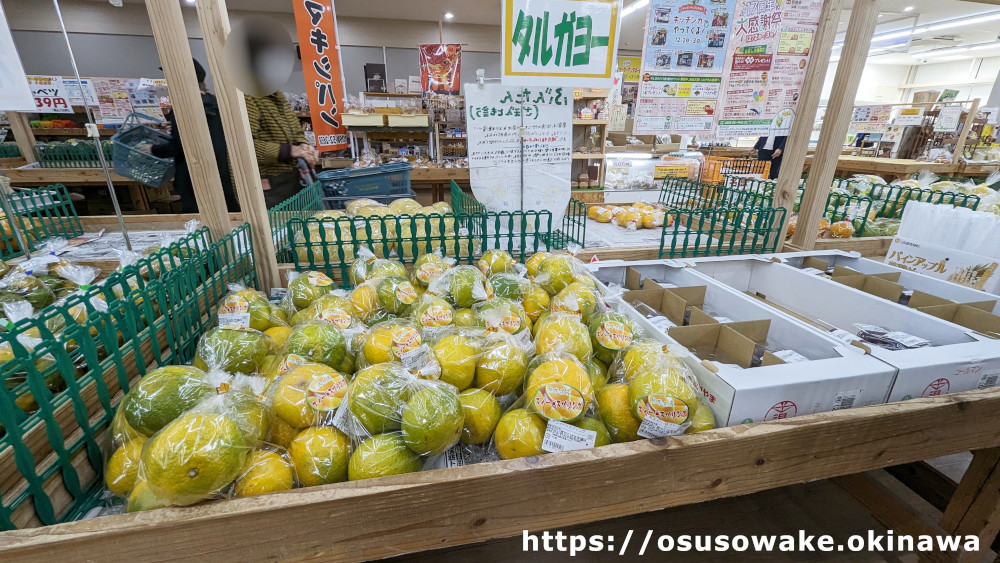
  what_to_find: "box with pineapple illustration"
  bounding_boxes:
[885,237,1000,294]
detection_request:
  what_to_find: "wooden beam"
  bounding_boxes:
[952,98,981,161]
[3,387,1000,560]
[835,471,947,538]
[772,0,843,251]
[194,0,280,293]
[7,112,37,164]
[885,462,957,512]
[790,0,881,249]
[144,0,231,240]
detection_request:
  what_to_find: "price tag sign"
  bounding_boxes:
[27,76,74,114]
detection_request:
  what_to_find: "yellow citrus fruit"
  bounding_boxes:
[266,415,300,449]
[264,326,291,347]
[454,308,475,327]
[105,438,146,498]
[348,364,410,435]
[525,356,594,421]
[494,408,547,460]
[233,449,295,497]
[349,284,381,323]
[596,383,641,443]
[621,339,669,381]
[141,413,248,505]
[536,255,574,295]
[401,386,464,456]
[522,283,550,323]
[574,417,611,447]
[433,335,478,391]
[458,388,502,445]
[525,252,550,278]
[474,339,527,395]
[628,369,698,421]
[686,403,716,433]
[126,480,172,513]
[363,323,421,365]
[272,364,345,428]
[535,315,593,362]
[348,433,423,481]
[550,282,598,323]
[288,426,351,487]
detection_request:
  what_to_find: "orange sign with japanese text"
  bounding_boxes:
[293,0,349,151]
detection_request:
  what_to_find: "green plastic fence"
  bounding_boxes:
[268,181,324,261]
[869,185,980,218]
[34,141,114,169]
[0,143,21,158]
[0,184,84,261]
[659,206,786,259]
[658,177,775,210]
[932,175,1000,190]
[0,223,255,530]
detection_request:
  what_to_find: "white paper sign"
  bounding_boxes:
[27,76,74,114]
[933,106,963,132]
[609,104,627,131]
[466,82,572,226]
[62,79,99,107]
[886,237,1000,294]
[893,106,924,126]
[0,3,35,112]
[502,0,622,88]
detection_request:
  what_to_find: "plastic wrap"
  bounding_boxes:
[427,264,493,308]
[410,250,452,289]
[193,327,277,375]
[474,332,529,396]
[534,313,593,362]
[477,249,517,276]
[533,254,586,296]
[473,298,529,335]
[588,311,642,365]
[430,329,483,391]
[233,445,296,497]
[0,271,56,311]
[217,284,288,332]
[375,274,420,315]
[285,270,336,311]
[277,321,348,372]
[412,293,456,338]
[348,279,386,323]
[550,281,605,323]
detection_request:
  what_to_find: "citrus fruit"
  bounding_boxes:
[477,249,515,276]
[348,364,410,434]
[348,433,423,480]
[628,370,698,425]
[272,363,345,428]
[458,388,502,445]
[377,276,419,315]
[233,449,295,497]
[349,283,381,323]
[414,297,455,331]
[522,283,550,322]
[411,253,449,288]
[621,339,668,381]
[121,365,213,436]
[489,273,525,300]
[348,257,373,286]
[536,255,575,295]
[363,322,422,365]
[596,383,640,442]
[535,315,593,362]
[449,266,490,308]
[454,308,475,327]
[288,271,335,310]
[474,338,527,395]
[370,260,408,279]
[193,327,275,375]
[686,403,716,433]
[280,322,347,370]
[525,252,550,278]
[401,385,464,456]
[550,282,599,323]
[264,326,291,347]
[531,311,550,338]
[142,412,249,505]
[587,358,608,389]
[105,438,146,498]
[267,415,300,448]
[589,312,639,365]
[574,417,611,447]
[524,355,594,421]
[474,298,528,335]
[126,480,171,513]
[223,388,271,444]
[289,426,351,486]
[291,294,355,330]
[494,408,546,460]
[432,335,478,391]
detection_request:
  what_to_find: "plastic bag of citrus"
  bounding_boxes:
[533,313,593,363]
[533,253,592,296]
[599,339,715,442]
[193,326,277,375]
[289,290,355,329]
[283,270,337,313]
[411,292,456,340]
[549,279,606,324]
[588,311,642,366]
[272,320,349,372]
[477,249,517,277]
[487,270,529,301]
[409,249,453,290]
[216,283,288,334]
[472,330,531,397]
[350,255,409,288]
[340,363,464,480]
[427,264,493,309]
[492,393,611,460]
[472,298,530,337]
[347,278,388,324]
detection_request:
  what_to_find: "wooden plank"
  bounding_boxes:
[792,236,894,258]
[7,112,37,165]
[77,213,244,231]
[2,168,135,186]
[940,448,1000,533]
[0,157,27,169]
[772,0,842,252]
[144,0,231,240]
[885,462,957,512]
[4,388,1000,560]
[790,0,881,250]
[194,0,279,293]
[953,99,981,161]
[835,471,947,538]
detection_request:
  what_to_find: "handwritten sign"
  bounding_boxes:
[27,76,74,114]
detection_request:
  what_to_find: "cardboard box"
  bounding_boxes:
[689,257,1000,403]
[342,114,386,127]
[884,237,1000,294]
[592,262,897,426]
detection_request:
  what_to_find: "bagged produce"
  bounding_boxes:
[193,327,276,375]
[427,264,492,308]
[534,313,593,362]
[473,297,529,336]
[217,284,288,332]
[409,250,452,289]
[477,249,516,276]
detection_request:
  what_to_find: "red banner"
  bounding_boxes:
[419,44,462,96]
[293,0,349,151]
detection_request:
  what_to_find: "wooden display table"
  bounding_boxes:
[805,155,956,181]
[3,167,152,211]
[410,167,470,204]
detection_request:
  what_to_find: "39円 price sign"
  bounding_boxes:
[27,75,74,114]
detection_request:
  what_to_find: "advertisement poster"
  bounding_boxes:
[293,0,349,151]
[886,237,999,293]
[502,0,622,88]
[849,104,892,133]
[27,76,74,114]
[714,0,822,137]
[127,80,166,122]
[92,78,134,124]
[893,106,925,126]
[466,83,572,226]
[0,2,34,111]
[934,105,963,132]
[419,44,462,95]
[617,56,642,81]
[62,78,99,107]
[641,0,737,75]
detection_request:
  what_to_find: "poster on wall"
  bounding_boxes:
[502,0,623,88]
[293,0,349,151]
[849,104,892,133]
[0,2,35,112]
[465,82,572,226]
[62,78,99,107]
[419,44,462,95]
[26,76,75,114]
[617,56,642,82]
[713,0,822,138]
[92,78,134,124]
[933,105,963,132]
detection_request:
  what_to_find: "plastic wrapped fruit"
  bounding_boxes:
[826,220,856,239]
[277,321,347,371]
[376,275,419,315]
[550,282,601,323]
[524,353,594,422]
[534,314,593,362]
[361,320,423,366]
[524,252,550,278]
[474,334,528,396]
[535,255,577,296]
[348,433,423,481]
[193,327,276,375]
[589,312,640,365]
[474,298,529,335]
[287,271,336,310]
[477,249,516,276]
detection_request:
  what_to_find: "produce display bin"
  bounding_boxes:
[0,224,256,530]
[659,206,786,259]
[0,184,85,261]
[687,256,1000,403]
[699,157,770,184]
[869,185,980,218]
[34,141,113,169]
[267,181,324,260]
[590,261,896,426]
[316,163,412,200]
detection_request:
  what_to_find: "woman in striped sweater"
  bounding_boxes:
[245,91,319,207]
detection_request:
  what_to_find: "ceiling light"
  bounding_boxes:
[623,0,650,17]
[443,12,454,20]
[185,0,195,4]
[922,12,1000,33]
[903,6,914,12]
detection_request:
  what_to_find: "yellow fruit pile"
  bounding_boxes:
[587,202,671,231]
[106,249,716,514]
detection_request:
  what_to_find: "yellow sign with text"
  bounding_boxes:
[617,56,641,82]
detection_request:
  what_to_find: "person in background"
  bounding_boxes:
[151,59,239,213]
[753,134,787,180]
[245,91,319,208]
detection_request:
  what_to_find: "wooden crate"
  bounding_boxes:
[571,189,604,204]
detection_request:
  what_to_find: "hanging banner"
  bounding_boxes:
[0,3,35,112]
[466,83,573,226]
[293,0,349,151]
[617,56,642,82]
[419,44,462,95]
[502,0,623,88]
[27,76,74,114]
[714,0,823,138]
[92,78,134,124]
[633,0,736,135]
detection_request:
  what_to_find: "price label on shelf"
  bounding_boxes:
[541,420,597,453]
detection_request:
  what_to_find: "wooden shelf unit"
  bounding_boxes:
[572,95,610,188]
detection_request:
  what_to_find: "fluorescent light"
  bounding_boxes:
[923,12,1000,32]
[903,6,914,12]
[443,12,454,20]
[915,42,1000,58]
[185,0,195,4]
[623,0,650,17]
[870,29,916,43]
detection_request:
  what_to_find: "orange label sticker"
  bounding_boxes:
[390,326,422,358]
[634,394,690,424]
[307,272,334,287]
[416,262,444,284]
[318,307,353,329]
[419,304,454,328]
[595,320,633,350]
[531,382,586,422]
[277,354,309,375]
[307,373,348,412]
[395,282,418,305]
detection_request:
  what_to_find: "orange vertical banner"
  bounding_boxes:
[293,0,349,151]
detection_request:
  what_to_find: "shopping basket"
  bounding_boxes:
[316,163,412,199]
[111,112,175,188]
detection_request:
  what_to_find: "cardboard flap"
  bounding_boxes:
[668,285,707,307]
[761,351,786,366]
[801,256,830,272]
[660,290,690,325]
[726,319,772,344]
[688,307,720,326]
[917,303,959,322]
[832,265,863,278]
[718,326,759,369]
[625,267,642,290]
[964,300,998,313]
[871,272,902,283]
[953,306,1000,337]
[862,276,904,303]
[834,274,866,290]
[668,324,725,361]
[908,290,953,309]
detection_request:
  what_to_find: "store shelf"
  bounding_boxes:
[295,112,311,118]
[364,92,422,98]
[573,119,609,126]
[441,137,467,141]
[31,128,116,137]
[572,153,606,160]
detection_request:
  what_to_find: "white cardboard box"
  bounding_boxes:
[884,237,1000,295]
[688,257,1000,403]
[591,261,897,426]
